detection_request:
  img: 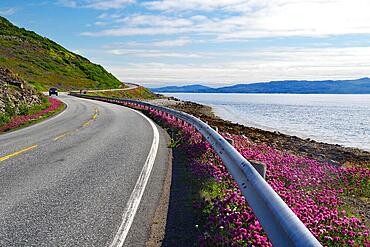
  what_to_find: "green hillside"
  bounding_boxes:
[0,16,122,91]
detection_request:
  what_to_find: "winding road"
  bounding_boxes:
[72,82,139,93]
[0,93,170,246]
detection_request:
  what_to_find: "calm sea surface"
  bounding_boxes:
[164,93,370,151]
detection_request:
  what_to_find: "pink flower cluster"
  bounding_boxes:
[0,97,62,132]
[146,108,369,247]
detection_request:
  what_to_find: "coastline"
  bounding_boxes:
[150,97,370,164]
[211,104,370,152]
[146,96,370,244]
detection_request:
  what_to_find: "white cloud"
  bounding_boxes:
[87,0,134,9]
[94,21,109,26]
[73,0,370,86]
[83,0,370,39]
[104,46,370,86]
[150,39,193,47]
[217,0,370,39]
[81,14,225,36]
[107,48,205,58]
[120,14,193,27]
[82,26,185,36]
[57,0,78,7]
[143,0,254,12]
[105,38,193,48]
[0,7,17,16]
[82,14,196,36]
[58,0,134,10]
[98,12,122,19]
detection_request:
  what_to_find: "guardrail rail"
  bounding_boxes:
[71,93,322,247]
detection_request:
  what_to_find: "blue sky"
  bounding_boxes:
[1,0,370,87]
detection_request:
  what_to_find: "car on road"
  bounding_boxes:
[49,88,58,96]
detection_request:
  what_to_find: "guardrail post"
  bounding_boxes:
[249,160,267,179]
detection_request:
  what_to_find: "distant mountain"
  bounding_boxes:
[0,16,122,90]
[151,84,216,93]
[152,78,370,94]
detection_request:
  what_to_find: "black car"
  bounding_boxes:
[49,88,58,96]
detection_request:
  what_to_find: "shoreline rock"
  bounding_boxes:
[149,98,370,164]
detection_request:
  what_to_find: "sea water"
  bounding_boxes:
[164,93,370,151]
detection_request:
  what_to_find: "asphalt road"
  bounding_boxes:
[71,82,139,93]
[0,94,170,246]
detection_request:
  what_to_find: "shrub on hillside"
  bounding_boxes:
[0,97,62,132]
[0,113,10,126]
[18,104,29,115]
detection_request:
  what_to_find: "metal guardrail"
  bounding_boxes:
[71,93,322,247]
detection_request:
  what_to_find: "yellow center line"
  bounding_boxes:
[54,108,99,141]
[83,108,99,127]
[92,108,98,120]
[0,109,99,162]
[0,145,38,162]
[53,133,67,141]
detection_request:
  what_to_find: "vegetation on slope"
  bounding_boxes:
[88,86,160,100]
[0,97,64,133]
[0,16,122,91]
[0,67,64,130]
[0,67,41,124]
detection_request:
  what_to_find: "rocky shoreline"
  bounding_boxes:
[150,97,370,164]
[145,99,370,245]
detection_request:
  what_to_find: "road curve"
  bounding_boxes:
[71,82,139,93]
[0,94,170,246]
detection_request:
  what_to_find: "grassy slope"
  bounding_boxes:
[0,16,122,91]
[12,99,65,133]
[88,86,160,100]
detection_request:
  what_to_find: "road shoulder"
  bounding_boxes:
[146,138,172,247]
[122,123,172,247]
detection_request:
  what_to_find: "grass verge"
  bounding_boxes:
[87,86,161,100]
[0,96,65,134]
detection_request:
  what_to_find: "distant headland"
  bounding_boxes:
[151,78,370,94]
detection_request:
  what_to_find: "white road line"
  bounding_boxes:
[110,109,160,247]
